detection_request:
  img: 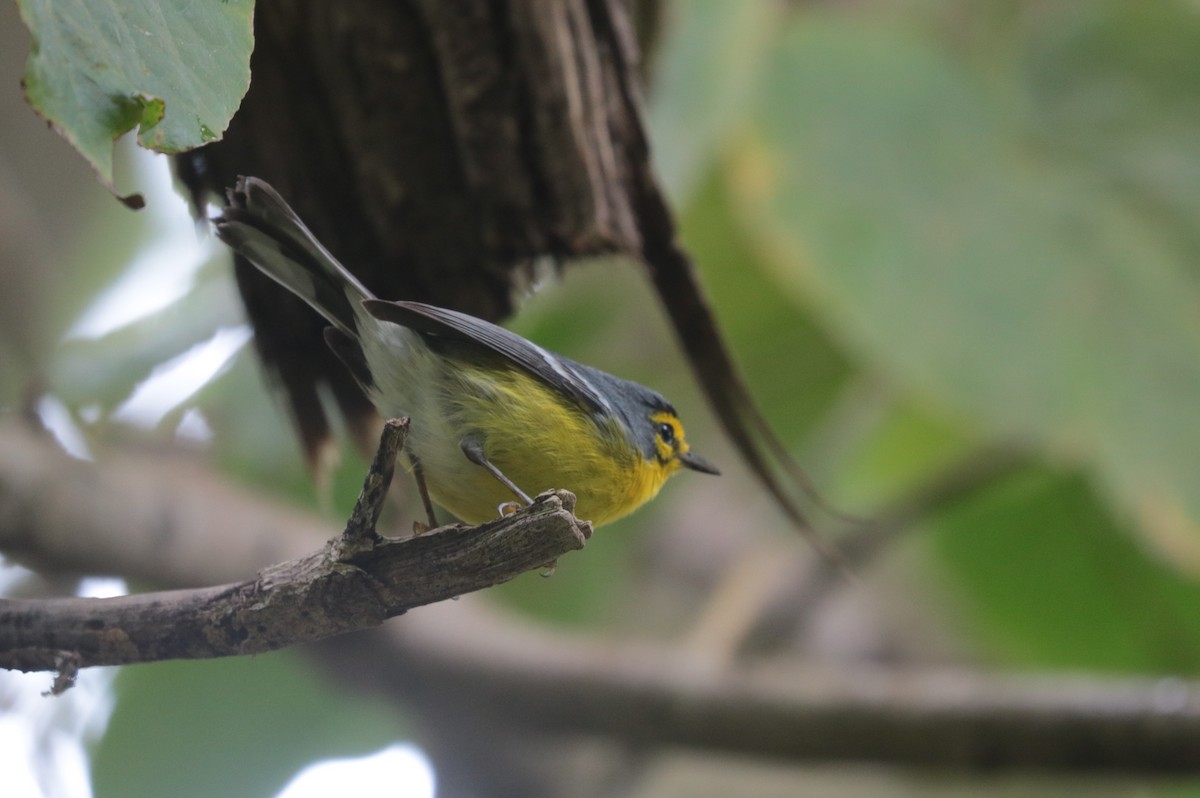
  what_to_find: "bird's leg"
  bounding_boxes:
[461,438,554,572]
[408,452,439,533]
[460,437,532,515]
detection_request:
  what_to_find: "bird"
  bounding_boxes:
[214,176,718,529]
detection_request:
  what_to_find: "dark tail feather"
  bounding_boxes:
[215,177,372,339]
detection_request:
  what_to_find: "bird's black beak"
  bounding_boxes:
[679,449,720,475]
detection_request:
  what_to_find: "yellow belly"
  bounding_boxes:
[405,362,678,527]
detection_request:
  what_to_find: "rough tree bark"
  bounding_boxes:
[0,421,588,677]
[179,0,661,467]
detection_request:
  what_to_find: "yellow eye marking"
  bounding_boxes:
[649,411,687,464]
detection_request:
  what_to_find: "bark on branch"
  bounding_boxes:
[3,421,1200,773]
[0,421,588,674]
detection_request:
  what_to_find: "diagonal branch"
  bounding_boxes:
[0,420,588,674]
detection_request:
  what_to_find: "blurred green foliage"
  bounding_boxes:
[39,0,1200,675]
[52,256,244,413]
[16,0,252,188]
[653,0,1200,675]
[14,1,1200,795]
[91,651,409,798]
[933,467,1200,673]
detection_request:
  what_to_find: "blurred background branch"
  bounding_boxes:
[4,419,1199,785]
[6,1,1200,796]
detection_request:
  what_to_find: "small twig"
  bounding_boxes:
[680,445,1038,661]
[335,417,409,555]
[842,445,1037,567]
[45,651,79,696]
[794,445,1036,610]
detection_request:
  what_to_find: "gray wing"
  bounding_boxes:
[362,299,612,416]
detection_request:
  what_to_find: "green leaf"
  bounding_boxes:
[17,0,253,189]
[834,401,976,509]
[934,468,1200,673]
[739,6,1200,566]
[647,0,777,205]
[679,167,852,449]
[92,651,410,798]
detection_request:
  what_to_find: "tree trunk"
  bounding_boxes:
[180,0,660,468]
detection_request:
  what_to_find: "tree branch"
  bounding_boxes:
[3,421,1199,773]
[357,599,1200,774]
[0,424,328,585]
[0,420,588,673]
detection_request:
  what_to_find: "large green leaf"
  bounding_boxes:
[17,0,253,191]
[738,4,1200,566]
[934,467,1200,673]
[647,0,777,205]
[679,168,853,451]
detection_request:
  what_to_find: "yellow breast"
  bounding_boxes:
[414,362,679,527]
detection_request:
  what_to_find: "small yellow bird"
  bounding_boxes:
[216,177,718,528]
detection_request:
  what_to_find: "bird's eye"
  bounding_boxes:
[657,422,675,444]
